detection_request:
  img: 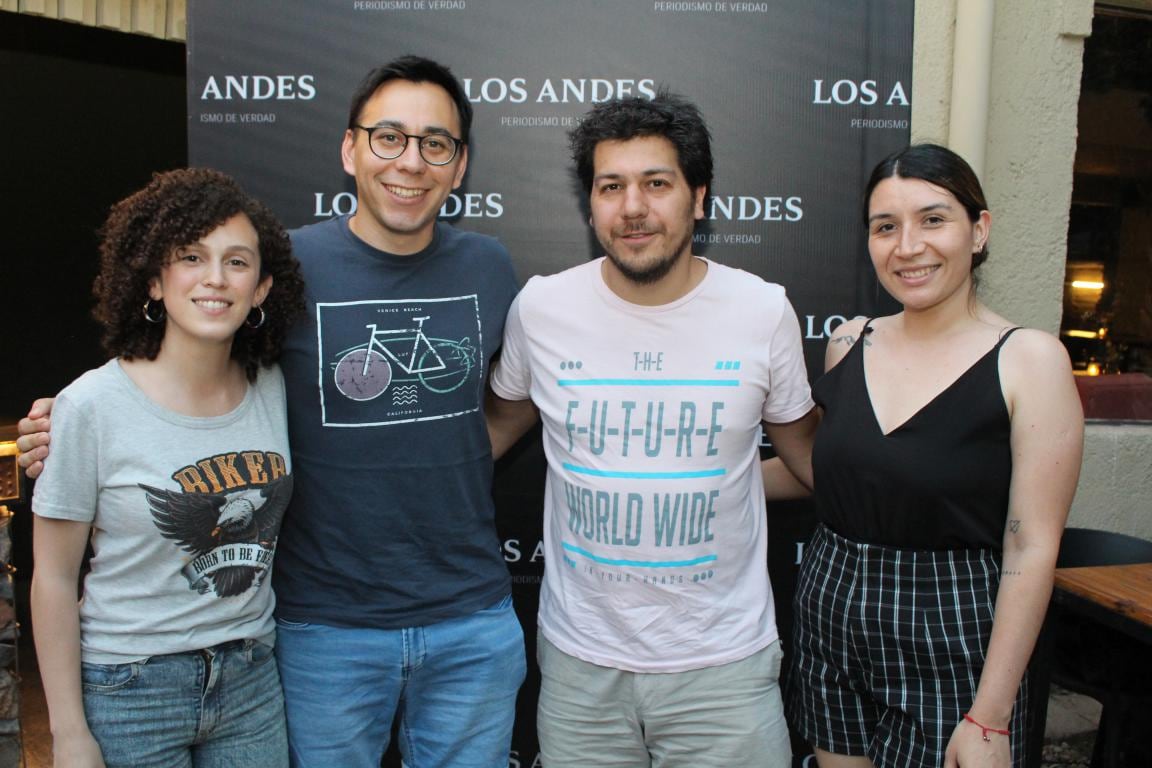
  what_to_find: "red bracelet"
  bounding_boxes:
[963,713,1010,742]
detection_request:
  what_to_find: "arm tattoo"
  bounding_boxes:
[1003,520,1023,576]
[831,333,866,347]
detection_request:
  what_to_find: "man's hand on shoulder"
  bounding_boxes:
[16,397,54,479]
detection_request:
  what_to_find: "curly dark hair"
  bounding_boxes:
[568,90,713,201]
[92,168,305,381]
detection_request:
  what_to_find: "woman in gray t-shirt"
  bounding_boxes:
[31,168,304,768]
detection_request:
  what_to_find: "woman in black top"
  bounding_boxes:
[778,144,1083,767]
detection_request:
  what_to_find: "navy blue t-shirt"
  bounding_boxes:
[273,216,519,628]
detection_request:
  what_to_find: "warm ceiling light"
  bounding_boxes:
[1071,280,1105,290]
[1063,329,1099,339]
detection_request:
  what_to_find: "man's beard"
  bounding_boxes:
[601,227,693,285]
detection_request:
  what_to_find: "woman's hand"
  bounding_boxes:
[944,717,1011,768]
[52,729,106,768]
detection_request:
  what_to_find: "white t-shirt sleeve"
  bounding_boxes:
[490,287,532,401]
[762,292,815,424]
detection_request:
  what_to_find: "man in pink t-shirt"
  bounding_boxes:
[488,92,818,768]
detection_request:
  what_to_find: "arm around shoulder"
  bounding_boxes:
[485,386,539,461]
[762,407,820,492]
[761,455,813,501]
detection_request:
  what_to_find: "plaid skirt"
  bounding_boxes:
[786,524,1028,767]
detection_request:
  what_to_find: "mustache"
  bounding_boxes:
[620,223,656,235]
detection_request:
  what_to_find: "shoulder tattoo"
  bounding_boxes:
[831,333,869,347]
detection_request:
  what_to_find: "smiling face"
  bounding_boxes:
[150,213,272,351]
[341,79,468,255]
[866,176,990,313]
[589,135,706,287]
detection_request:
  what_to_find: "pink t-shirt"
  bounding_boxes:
[491,258,813,673]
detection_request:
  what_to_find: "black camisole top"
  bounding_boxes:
[811,322,1020,550]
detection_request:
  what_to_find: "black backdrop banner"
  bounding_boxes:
[187,2,911,765]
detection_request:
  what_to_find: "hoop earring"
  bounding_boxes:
[142,299,165,324]
[246,305,266,329]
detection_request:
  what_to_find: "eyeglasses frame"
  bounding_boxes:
[353,125,463,166]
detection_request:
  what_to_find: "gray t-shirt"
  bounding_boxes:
[33,360,292,664]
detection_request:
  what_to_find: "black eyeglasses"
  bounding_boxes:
[354,125,462,166]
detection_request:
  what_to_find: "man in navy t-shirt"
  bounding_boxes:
[271,56,525,768]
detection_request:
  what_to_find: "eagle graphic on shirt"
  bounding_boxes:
[140,473,292,597]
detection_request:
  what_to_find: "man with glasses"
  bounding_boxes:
[267,55,525,768]
[20,55,524,768]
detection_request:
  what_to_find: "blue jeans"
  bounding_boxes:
[81,638,287,768]
[275,594,526,768]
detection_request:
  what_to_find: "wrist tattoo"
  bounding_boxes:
[1008,519,1021,533]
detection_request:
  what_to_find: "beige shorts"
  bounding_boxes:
[537,635,791,768]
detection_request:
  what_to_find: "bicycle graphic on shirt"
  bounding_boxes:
[332,316,476,401]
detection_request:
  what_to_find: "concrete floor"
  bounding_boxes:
[1042,687,1101,768]
[1044,684,1102,742]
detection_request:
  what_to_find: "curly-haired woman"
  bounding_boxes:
[30,168,305,768]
